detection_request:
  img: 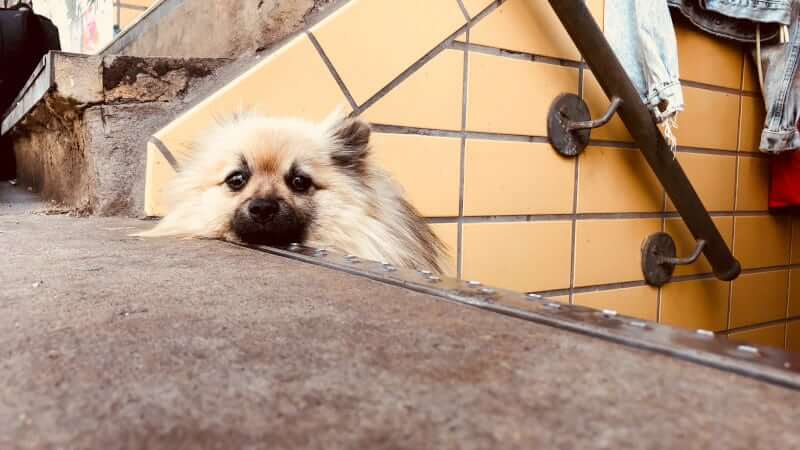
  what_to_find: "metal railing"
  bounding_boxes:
[546,0,741,286]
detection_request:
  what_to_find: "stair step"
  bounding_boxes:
[2,52,228,216]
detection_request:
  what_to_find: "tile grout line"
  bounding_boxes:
[422,210,777,224]
[537,263,800,298]
[355,26,466,114]
[356,0,502,115]
[306,31,358,112]
[455,0,470,20]
[451,0,503,282]
[370,123,769,157]
[445,42,762,99]
[727,87,746,331]
[678,146,764,158]
[739,51,746,96]
[681,79,746,96]
[456,25,471,280]
[450,41,582,68]
[658,17,671,325]
[117,2,149,11]
[720,316,800,336]
[568,62,586,304]
[658,180,668,323]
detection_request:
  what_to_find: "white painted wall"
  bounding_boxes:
[33,0,116,53]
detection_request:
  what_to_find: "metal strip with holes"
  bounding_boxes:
[241,243,800,391]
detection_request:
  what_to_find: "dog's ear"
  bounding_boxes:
[328,116,371,174]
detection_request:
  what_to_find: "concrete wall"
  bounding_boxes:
[33,0,341,58]
[10,53,228,216]
[101,0,340,58]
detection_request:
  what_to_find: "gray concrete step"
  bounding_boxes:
[4,52,228,216]
[2,198,800,449]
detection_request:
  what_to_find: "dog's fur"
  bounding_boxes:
[137,111,447,273]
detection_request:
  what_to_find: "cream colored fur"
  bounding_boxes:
[137,111,447,273]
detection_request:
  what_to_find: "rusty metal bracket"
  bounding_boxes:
[642,232,707,286]
[547,94,622,157]
[569,96,623,130]
[244,242,800,391]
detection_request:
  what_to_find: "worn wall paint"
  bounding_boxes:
[34,0,116,53]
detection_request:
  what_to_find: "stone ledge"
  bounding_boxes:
[5,52,228,216]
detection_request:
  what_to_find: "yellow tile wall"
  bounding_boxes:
[429,223,459,277]
[370,133,461,217]
[739,96,766,152]
[117,0,156,30]
[729,324,786,348]
[466,52,579,136]
[676,21,743,89]
[675,86,740,151]
[573,286,658,321]
[363,50,464,131]
[463,141,575,215]
[788,321,800,352]
[734,216,791,269]
[577,147,662,213]
[661,279,730,332]
[789,270,800,318]
[574,219,661,287]
[665,153,736,212]
[793,219,800,264]
[736,156,770,211]
[730,271,788,328]
[143,0,796,350]
[462,221,572,292]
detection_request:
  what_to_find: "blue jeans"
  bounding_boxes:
[606,0,684,123]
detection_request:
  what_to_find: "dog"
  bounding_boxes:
[137,111,447,274]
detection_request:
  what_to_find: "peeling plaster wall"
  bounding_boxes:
[11,55,227,216]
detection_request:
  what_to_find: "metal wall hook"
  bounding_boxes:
[642,232,707,287]
[547,93,622,157]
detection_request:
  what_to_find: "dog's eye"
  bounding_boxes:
[225,171,249,191]
[289,175,312,193]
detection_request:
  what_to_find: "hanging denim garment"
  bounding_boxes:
[606,0,684,128]
[700,0,791,25]
[666,0,797,152]
[756,1,800,152]
[668,0,790,42]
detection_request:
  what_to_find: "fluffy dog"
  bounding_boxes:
[138,112,447,273]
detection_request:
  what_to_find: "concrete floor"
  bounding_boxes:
[0,181,41,214]
[2,184,800,449]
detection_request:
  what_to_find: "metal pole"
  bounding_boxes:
[548,0,741,281]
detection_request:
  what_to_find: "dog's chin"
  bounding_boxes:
[230,211,307,247]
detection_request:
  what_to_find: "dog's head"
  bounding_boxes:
[158,111,372,246]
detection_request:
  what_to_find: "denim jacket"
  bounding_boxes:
[756,1,800,152]
[668,0,788,42]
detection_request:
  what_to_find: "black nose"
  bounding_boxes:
[248,198,279,222]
